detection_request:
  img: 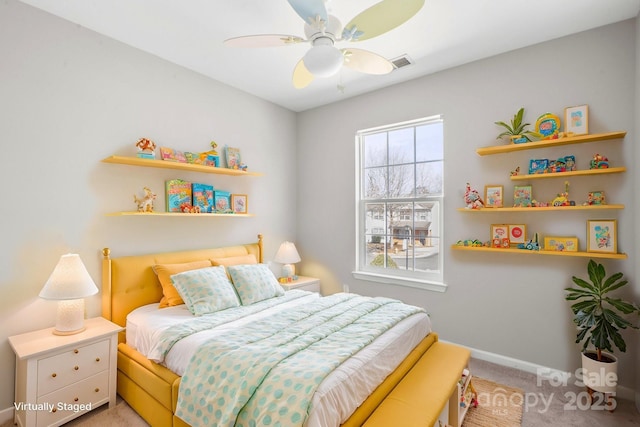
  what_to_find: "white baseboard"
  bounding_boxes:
[442,340,637,402]
[0,406,13,425]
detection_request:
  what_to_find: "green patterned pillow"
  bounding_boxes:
[170,266,240,316]
[227,264,284,305]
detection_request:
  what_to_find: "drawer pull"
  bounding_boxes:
[51,373,57,378]
[52,408,57,413]
[74,366,79,371]
[95,357,101,362]
[74,397,79,402]
[74,349,79,354]
[94,388,100,393]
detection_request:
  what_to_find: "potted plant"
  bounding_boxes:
[495,107,542,143]
[565,259,640,394]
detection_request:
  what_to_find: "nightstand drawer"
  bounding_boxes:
[36,370,109,427]
[37,339,110,396]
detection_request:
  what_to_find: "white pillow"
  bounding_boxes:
[170,266,240,316]
[227,264,284,305]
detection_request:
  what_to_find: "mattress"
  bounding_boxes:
[126,291,431,427]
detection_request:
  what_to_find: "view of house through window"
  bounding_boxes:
[355,116,444,289]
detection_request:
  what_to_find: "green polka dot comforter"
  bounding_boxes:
[175,293,425,427]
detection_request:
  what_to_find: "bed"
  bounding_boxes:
[101,235,470,427]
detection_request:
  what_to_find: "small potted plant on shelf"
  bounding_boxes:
[495,107,542,144]
[565,260,639,398]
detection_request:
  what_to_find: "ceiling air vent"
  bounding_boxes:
[391,54,413,70]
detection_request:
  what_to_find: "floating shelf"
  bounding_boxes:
[105,211,254,217]
[457,204,624,212]
[476,131,626,156]
[451,245,627,260]
[510,166,626,181]
[102,155,262,176]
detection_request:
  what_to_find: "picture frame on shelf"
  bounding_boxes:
[587,219,617,254]
[564,105,589,135]
[543,236,578,252]
[490,224,509,248]
[513,185,532,207]
[484,185,503,208]
[508,224,526,245]
[528,159,549,174]
[231,194,248,214]
[225,147,241,169]
[213,190,232,213]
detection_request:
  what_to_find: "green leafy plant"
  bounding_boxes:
[495,107,542,142]
[565,260,640,361]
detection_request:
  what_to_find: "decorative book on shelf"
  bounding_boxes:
[166,179,192,212]
[192,183,214,213]
[213,190,232,213]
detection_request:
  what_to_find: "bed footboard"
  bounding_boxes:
[116,334,441,427]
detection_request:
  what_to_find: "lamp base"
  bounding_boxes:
[282,264,295,278]
[52,299,86,336]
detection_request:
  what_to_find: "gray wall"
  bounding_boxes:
[0,0,297,413]
[297,20,638,392]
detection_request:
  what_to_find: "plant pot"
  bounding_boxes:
[510,135,529,144]
[581,351,618,393]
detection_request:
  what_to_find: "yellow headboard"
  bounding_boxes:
[102,234,263,341]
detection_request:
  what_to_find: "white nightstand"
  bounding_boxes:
[8,317,123,427]
[280,276,321,294]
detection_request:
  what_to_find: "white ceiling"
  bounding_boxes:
[18,0,640,112]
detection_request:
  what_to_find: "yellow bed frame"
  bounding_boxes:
[101,235,470,427]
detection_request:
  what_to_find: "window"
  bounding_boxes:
[353,116,445,292]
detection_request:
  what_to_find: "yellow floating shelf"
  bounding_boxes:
[476,131,626,156]
[102,155,262,176]
[105,211,254,217]
[510,167,626,181]
[457,204,624,212]
[451,245,627,260]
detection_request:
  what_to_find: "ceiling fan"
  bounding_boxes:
[224,0,425,89]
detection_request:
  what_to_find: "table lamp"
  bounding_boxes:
[39,254,99,335]
[274,241,301,279]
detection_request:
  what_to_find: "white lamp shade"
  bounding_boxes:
[303,44,344,77]
[274,242,301,264]
[39,254,98,300]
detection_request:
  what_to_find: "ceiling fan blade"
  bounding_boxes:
[342,48,394,75]
[287,0,327,24]
[292,59,314,89]
[342,0,425,42]
[224,34,305,48]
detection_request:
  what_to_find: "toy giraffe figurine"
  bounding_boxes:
[464,182,484,209]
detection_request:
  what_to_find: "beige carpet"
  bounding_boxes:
[462,377,524,427]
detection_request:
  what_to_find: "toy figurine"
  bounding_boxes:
[464,182,484,209]
[135,138,156,159]
[510,166,520,176]
[134,187,156,212]
[590,154,609,169]
[551,181,575,207]
[517,233,540,251]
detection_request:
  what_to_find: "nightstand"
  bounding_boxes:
[8,317,123,427]
[280,275,321,294]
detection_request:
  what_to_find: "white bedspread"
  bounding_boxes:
[126,291,431,427]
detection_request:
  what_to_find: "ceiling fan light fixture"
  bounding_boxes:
[303,41,343,77]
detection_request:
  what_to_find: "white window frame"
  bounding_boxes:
[353,115,446,292]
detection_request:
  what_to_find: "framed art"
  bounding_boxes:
[587,219,617,253]
[513,185,532,207]
[490,224,509,247]
[543,236,578,252]
[484,185,503,208]
[528,159,548,175]
[564,105,589,135]
[213,190,232,213]
[231,194,248,214]
[225,146,241,169]
[508,224,526,245]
